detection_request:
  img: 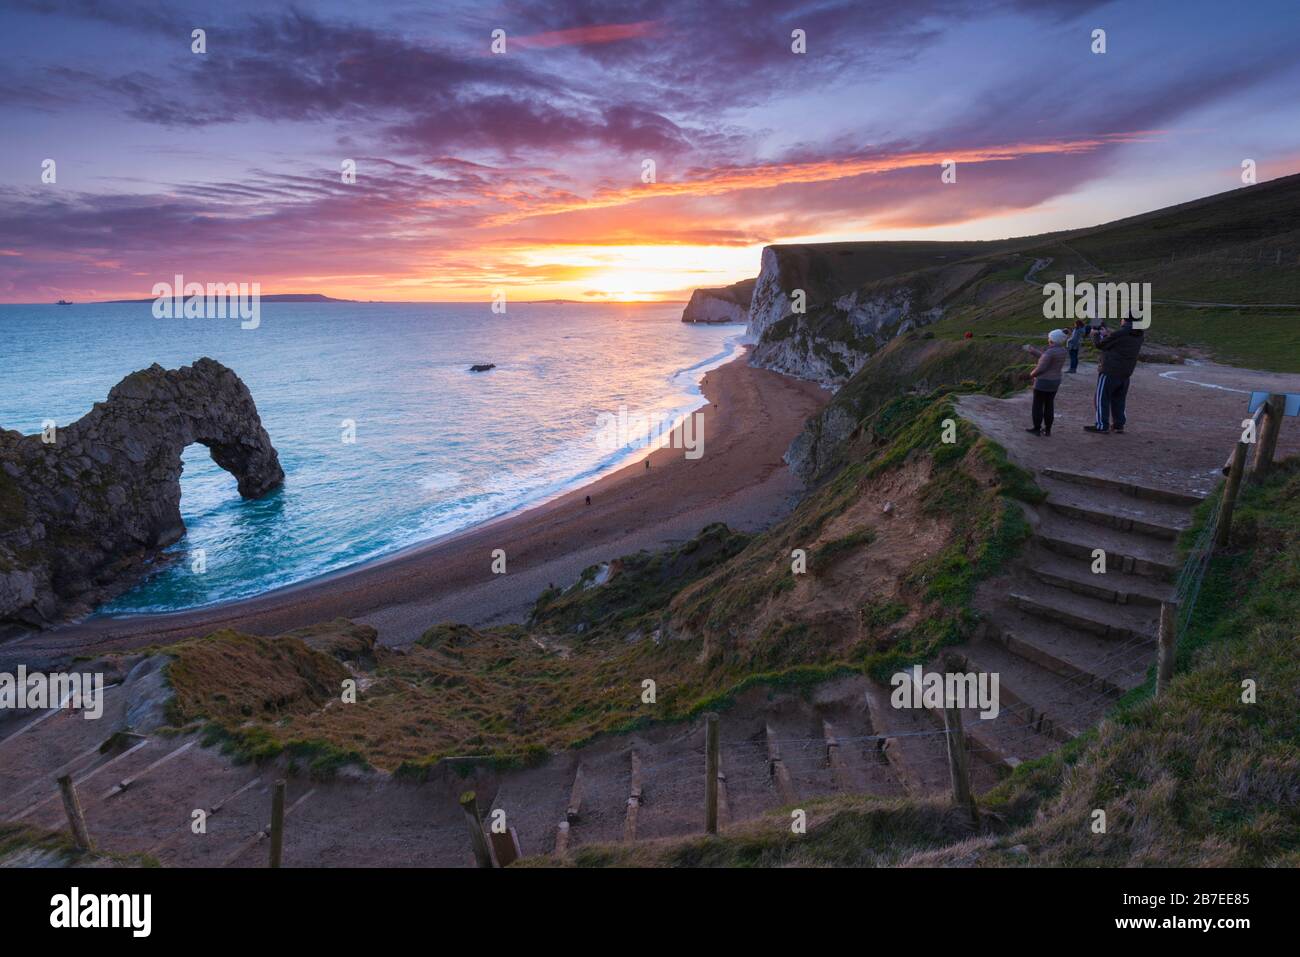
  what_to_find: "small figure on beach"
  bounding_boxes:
[1024,329,1068,437]
[585,495,591,506]
[1085,316,1144,434]
[645,459,651,470]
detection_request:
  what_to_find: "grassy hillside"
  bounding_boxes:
[541,459,1300,867]
[787,336,1030,481]
[753,174,1300,374]
[762,240,1010,295]
[0,822,156,867]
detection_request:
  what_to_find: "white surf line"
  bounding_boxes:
[12,738,150,820]
[1158,368,1252,394]
[102,738,197,800]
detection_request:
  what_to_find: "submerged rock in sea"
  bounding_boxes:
[0,357,284,630]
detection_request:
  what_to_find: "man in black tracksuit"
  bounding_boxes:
[1085,317,1143,434]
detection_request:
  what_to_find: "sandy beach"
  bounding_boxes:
[6,352,827,667]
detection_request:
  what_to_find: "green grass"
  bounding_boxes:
[0,822,159,868]
[922,258,1300,373]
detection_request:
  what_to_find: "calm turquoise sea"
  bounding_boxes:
[0,302,741,614]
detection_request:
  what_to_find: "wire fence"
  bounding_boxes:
[1172,499,1220,641]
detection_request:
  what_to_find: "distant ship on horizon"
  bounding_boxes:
[56,299,72,305]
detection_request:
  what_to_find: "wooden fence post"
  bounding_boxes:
[554,820,570,857]
[704,713,719,835]
[489,826,522,867]
[764,723,797,805]
[459,791,494,868]
[269,779,285,868]
[941,702,979,828]
[565,763,584,824]
[1252,393,1286,476]
[56,775,93,852]
[1216,441,1249,547]
[623,751,642,842]
[1156,601,1178,696]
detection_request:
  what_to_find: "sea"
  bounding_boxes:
[0,302,742,615]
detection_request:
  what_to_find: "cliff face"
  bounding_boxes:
[0,358,284,629]
[783,338,1029,483]
[680,277,755,324]
[745,246,790,340]
[744,243,991,387]
[750,285,940,386]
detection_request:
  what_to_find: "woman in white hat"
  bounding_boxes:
[1024,329,1069,436]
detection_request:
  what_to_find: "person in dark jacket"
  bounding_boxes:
[1066,320,1085,373]
[1085,317,1143,434]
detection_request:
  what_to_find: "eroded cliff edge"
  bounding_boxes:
[0,358,284,629]
[680,277,755,324]
[745,242,994,386]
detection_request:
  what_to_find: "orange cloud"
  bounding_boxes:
[514,20,661,49]
[486,131,1167,226]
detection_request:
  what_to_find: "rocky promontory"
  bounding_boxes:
[680,278,755,324]
[0,358,284,629]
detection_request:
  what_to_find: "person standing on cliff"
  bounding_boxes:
[1024,329,1068,437]
[1085,316,1143,434]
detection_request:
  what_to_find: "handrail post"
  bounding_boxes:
[268,779,285,868]
[1252,393,1286,476]
[1216,441,1249,547]
[57,775,94,852]
[459,791,494,868]
[704,713,719,835]
[941,700,979,829]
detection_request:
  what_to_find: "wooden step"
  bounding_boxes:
[956,702,1059,770]
[951,641,1110,743]
[1034,513,1179,579]
[1038,467,1206,508]
[985,604,1153,697]
[1024,546,1175,608]
[1009,590,1157,643]
[862,682,964,795]
[893,668,1019,778]
[1038,475,1192,541]
[814,706,905,798]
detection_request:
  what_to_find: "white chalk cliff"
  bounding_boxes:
[680,278,755,324]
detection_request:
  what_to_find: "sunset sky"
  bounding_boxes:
[1,0,1298,303]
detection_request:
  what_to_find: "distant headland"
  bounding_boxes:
[95,293,357,304]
